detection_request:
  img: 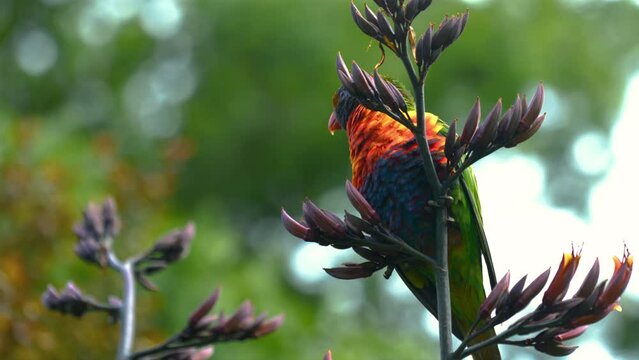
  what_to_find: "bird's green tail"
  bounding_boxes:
[396,267,501,360]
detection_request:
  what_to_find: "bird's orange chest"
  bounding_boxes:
[345,106,446,189]
[346,107,415,189]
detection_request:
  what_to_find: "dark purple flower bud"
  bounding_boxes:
[302,200,347,238]
[404,0,420,22]
[83,202,104,239]
[498,274,527,315]
[375,10,395,41]
[152,222,195,262]
[281,208,311,240]
[432,14,465,51]
[534,341,578,357]
[188,288,221,329]
[520,83,545,129]
[385,0,399,12]
[509,114,545,146]
[514,268,551,312]
[345,180,380,224]
[42,283,93,318]
[459,10,469,34]
[596,252,633,309]
[546,298,583,314]
[101,197,121,238]
[373,0,387,9]
[353,246,386,263]
[224,301,253,332]
[479,271,510,318]
[577,281,607,311]
[373,71,399,113]
[351,3,380,39]
[495,96,523,143]
[74,238,107,267]
[42,285,60,310]
[336,53,351,79]
[570,299,617,327]
[444,120,458,163]
[469,99,502,151]
[543,251,580,306]
[344,211,376,234]
[350,62,376,99]
[254,314,285,337]
[573,259,600,299]
[336,53,357,96]
[324,262,382,280]
[460,98,480,145]
[386,80,408,113]
[555,325,588,342]
[136,273,159,291]
[416,26,434,67]
[364,4,378,24]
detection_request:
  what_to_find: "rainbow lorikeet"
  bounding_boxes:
[329,84,500,360]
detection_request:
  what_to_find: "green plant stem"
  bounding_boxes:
[109,253,136,360]
[398,48,453,358]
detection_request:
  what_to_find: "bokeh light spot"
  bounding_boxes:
[572,131,611,175]
[14,28,58,76]
[77,4,120,46]
[150,59,196,105]
[139,0,182,39]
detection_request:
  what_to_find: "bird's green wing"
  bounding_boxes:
[436,115,497,289]
[460,168,498,288]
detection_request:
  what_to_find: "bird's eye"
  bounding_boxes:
[332,93,339,108]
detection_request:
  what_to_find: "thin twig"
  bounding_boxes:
[130,334,182,359]
[108,253,136,360]
[398,40,453,358]
[372,230,441,270]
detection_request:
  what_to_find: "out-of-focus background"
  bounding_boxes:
[0,0,638,359]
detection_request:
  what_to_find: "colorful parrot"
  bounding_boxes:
[328,84,500,360]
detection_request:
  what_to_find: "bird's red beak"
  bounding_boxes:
[328,111,341,135]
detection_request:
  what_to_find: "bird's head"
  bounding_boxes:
[328,86,360,134]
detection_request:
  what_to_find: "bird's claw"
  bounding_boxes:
[383,265,395,279]
[438,195,454,206]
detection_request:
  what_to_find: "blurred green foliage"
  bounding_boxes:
[1,0,638,359]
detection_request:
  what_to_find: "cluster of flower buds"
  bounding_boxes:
[185,289,284,341]
[42,282,121,323]
[73,198,121,267]
[415,12,468,74]
[444,84,546,176]
[282,181,438,281]
[350,1,434,54]
[133,222,196,291]
[336,53,412,127]
[351,0,467,78]
[131,289,284,359]
[458,247,633,358]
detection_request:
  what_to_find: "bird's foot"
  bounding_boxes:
[383,265,395,279]
[426,195,454,211]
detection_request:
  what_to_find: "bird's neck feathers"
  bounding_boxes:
[346,105,446,189]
